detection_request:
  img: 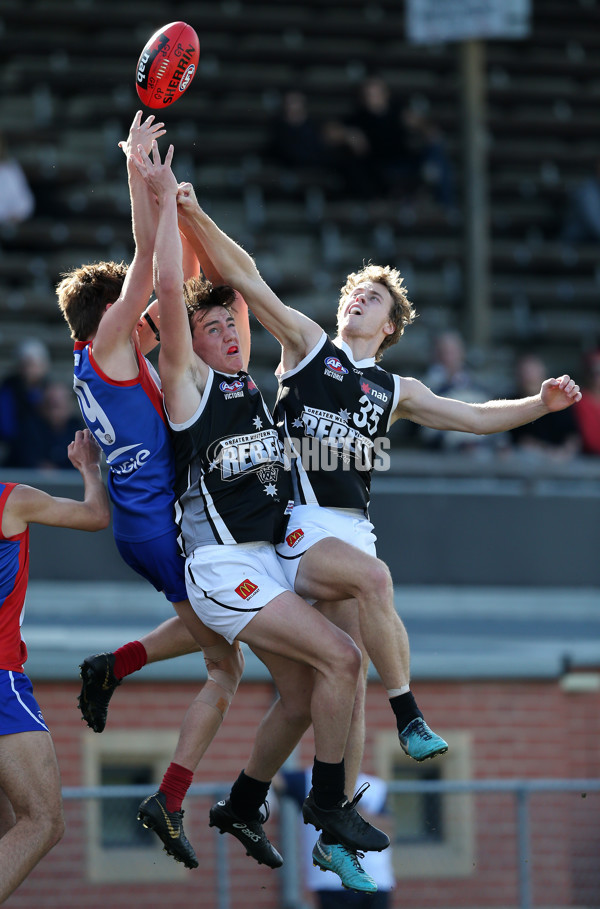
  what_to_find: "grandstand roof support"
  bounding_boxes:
[460,38,491,351]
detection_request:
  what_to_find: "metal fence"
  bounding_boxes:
[14,778,588,909]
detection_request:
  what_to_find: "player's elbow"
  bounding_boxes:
[86,505,111,532]
[155,280,182,308]
[98,509,111,530]
[460,406,489,435]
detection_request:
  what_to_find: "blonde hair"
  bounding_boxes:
[337,264,416,361]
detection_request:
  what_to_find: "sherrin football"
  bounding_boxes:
[136,21,199,109]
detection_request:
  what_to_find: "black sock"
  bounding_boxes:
[390,691,423,734]
[311,757,345,809]
[229,770,271,822]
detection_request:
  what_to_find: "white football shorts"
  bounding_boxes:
[185,540,292,644]
[275,504,377,597]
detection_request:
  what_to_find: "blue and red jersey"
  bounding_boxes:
[73,341,177,543]
[0,482,29,672]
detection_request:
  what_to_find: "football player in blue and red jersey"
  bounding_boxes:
[56,112,244,870]
[0,428,109,902]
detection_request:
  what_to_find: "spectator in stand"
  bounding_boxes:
[267,91,333,172]
[418,330,498,454]
[0,340,51,451]
[324,75,455,209]
[3,381,84,470]
[573,349,600,456]
[561,158,600,244]
[0,132,35,228]
[509,354,580,461]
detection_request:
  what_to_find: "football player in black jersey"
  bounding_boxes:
[173,167,582,888]
[132,141,391,865]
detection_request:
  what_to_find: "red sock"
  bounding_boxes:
[112,640,147,680]
[160,762,194,813]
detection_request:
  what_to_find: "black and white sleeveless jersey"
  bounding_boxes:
[273,333,400,514]
[170,368,293,553]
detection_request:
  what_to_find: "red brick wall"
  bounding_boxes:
[8,676,600,908]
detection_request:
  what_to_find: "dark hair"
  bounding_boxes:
[184,276,237,329]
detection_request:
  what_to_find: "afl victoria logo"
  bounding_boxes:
[220,379,244,393]
[324,356,348,374]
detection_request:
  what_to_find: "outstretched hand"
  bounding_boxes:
[176,181,200,223]
[119,110,167,158]
[132,140,178,201]
[540,375,582,411]
[68,429,103,472]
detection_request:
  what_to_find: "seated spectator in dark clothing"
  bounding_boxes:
[3,381,83,470]
[509,354,580,460]
[324,75,455,208]
[561,158,600,245]
[267,91,333,171]
[418,330,499,455]
[573,349,600,456]
[0,339,51,447]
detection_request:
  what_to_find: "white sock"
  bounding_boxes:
[387,685,410,698]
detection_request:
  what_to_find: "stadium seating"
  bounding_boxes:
[1,0,599,387]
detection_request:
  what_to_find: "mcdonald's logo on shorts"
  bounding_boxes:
[285,528,305,548]
[235,579,259,600]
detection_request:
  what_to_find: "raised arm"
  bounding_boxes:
[393,374,582,432]
[174,186,252,369]
[134,230,200,357]
[92,112,166,374]
[2,429,110,537]
[176,182,322,365]
[133,141,206,424]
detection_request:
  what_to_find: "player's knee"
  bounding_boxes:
[216,645,245,693]
[358,557,393,603]
[203,641,244,680]
[279,692,312,733]
[201,642,245,718]
[330,633,362,683]
[48,809,65,849]
[28,804,64,850]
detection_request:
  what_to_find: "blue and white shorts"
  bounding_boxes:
[0,670,49,735]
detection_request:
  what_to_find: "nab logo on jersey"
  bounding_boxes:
[235,579,259,600]
[324,356,348,382]
[360,380,390,404]
[285,528,304,548]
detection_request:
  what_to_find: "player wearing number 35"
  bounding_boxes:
[153,160,580,888]
[175,171,582,766]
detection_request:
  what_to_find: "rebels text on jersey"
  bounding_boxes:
[170,369,294,551]
[273,334,399,513]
